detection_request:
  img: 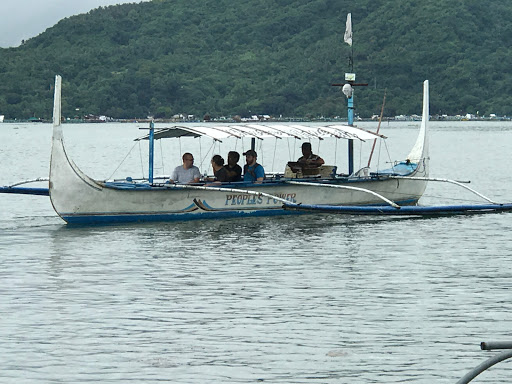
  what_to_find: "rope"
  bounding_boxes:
[138,141,145,179]
[200,140,216,175]
[159,139,165,174]
[376,138,382,171]
[272,137,278,173]
[334,138,338,165]
[383,139,395,173]
[358,140,362,172]
[199,136,203,171]
[108,141,140,180]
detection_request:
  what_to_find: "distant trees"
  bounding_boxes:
[1,0,512,120]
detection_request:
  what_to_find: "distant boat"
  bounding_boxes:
[28,117,43,123]
[83,114,108,123]
[0,115,4,123]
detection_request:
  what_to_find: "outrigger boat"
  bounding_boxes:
[2,75,512,224]
[44,75,435,224]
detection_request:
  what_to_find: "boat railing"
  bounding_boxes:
[390,176,499,205]
[285,180,400,208]
[456,341,512,384]
[3,177,49,187]
[0,177,50,196]
[349,166,370,178]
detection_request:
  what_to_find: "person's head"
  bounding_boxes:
[182,152,194,169]
[243,149,257,165]
[211,154,224,169]
[301,142,312,157]
[227,151,240,166]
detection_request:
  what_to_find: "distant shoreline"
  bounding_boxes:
[1,115,510,124]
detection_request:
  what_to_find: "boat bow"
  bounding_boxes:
[406,80,429,176]
[49,76,104,219]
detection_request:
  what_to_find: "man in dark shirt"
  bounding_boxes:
[225,151,242,182]
[297,142,324,166]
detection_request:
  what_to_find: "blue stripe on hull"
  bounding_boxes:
[59,199,423,224]
[61,208,304,225]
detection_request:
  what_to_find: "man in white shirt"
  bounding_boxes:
[170,152,201,184]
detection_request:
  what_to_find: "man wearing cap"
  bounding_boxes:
[297,142,324,167]
[242,149,265,183]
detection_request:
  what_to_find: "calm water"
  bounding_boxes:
[1,121,512,383]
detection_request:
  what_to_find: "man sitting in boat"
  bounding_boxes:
[286,142,325,175]
[243,150,265,183]
[297,142,324,167]
[225,151,242,182]
[169,152,201,184]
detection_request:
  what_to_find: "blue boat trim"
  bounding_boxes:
[60,207,303,224]
[374,161,417,176]
[283,202,512,216]
[0,186,50,196]
[103,181,153,190]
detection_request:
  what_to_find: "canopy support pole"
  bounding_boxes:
[149,121,155,183]
[348,95,354,175]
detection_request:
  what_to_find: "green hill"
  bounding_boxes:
[1,0,512,120]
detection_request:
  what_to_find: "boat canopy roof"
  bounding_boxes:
[134,123,386,142]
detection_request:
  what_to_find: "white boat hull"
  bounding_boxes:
[50,132,427,223]
[49,76,430,224]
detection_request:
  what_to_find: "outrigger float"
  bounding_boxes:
[1,76,512,224]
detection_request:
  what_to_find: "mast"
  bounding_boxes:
[332,13,367,175]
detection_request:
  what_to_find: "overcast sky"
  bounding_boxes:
[1,0,150,48]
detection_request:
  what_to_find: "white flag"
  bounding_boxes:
[344,13,352,46]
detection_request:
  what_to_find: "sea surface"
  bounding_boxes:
[1,121,512,384]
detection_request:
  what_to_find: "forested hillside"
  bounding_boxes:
[1,0,512,120]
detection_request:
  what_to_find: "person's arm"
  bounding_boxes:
[235,165,243,181]
[255,165,265,183]
[169,167,178,183]
[304,156,324,166]
[189,167,201,184]
[312,156,325,166]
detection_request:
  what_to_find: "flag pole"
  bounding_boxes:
[332,14,367,175]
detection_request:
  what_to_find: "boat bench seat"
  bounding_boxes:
[284,164,337,179]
